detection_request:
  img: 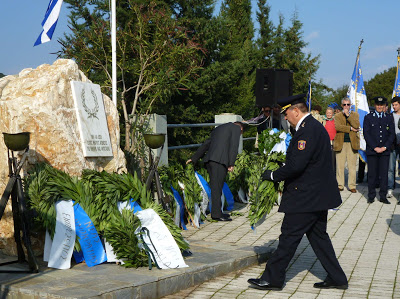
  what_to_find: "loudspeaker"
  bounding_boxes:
[255,69,293,107]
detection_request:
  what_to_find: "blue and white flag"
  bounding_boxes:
[393,54,400,98]
[34,0,64,46]
[347,53,368,163]
[306,79,312,111]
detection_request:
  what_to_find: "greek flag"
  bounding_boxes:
[347,54,368,163]
[306,79,312,111]
[393,54,400,98]
[34,0,64,46]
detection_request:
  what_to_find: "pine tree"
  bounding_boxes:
[365,67,396,102]
[256,0,275,68]
[219,0,254,60]
[272,12,320,94]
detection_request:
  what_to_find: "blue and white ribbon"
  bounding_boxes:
[194,172,210,215]
[222,183,234,211]
[171,186,187,230]
[269,131,287,154]
[74,202,107,267]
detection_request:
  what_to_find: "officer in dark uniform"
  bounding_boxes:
[363,96,395,204]
[186,122,244,221]
[248,94,348,291]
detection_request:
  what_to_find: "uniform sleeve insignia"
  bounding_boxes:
[298,140,306,150]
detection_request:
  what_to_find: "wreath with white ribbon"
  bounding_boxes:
[81,88,99,119]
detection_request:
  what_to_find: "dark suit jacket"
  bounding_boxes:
[363,112,395,156]
[271,115,342,213]
[191,122,241,167]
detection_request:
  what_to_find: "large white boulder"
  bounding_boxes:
[0,59,126,255]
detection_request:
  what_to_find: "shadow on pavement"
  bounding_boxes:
[253,240,277,264]
[387,214,400,236]
[254,239,326,284]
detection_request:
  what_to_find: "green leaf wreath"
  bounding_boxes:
[227,151,252,199]
[24,163,189,268]
[247,151,285,227]
[159,163,205,223]
[247,129,287,227]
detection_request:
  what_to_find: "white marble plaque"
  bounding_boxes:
[71,81,113,157]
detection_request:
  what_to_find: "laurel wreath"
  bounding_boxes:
[24,164,189,268]
[81,88,99,119]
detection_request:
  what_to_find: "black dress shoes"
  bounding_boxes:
[247,278,283,291]
[379,199,391,204]
[367,198,374,204]
[314,281,348,290]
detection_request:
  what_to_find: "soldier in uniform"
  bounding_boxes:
[363,96,395,204]
[247,94,348,291]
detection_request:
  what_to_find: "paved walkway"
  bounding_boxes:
[1,182,399,298]
[165,182,400,299]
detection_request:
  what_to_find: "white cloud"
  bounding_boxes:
[305,31,319,42]
[362,64,390,81]
[363,45,400,60]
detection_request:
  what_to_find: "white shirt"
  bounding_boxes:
[295,113,311,131]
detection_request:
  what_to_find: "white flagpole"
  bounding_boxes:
[354,39,363,113]
[111,0,117,106]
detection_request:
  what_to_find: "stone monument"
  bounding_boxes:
[0,59,126,255]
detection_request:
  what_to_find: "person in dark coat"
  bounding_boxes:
[186,122,244,221]
[248,94,348,291]
[363,96,395,204]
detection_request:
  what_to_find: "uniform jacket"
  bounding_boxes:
[363,112,395,156]
[333,111,360,151]
[191,122,241,167]
[271,115,342,213]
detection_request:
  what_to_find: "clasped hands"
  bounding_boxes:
[374,147,386,154]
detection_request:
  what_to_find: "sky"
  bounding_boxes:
[1,0,400,90]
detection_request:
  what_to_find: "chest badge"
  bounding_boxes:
[298,140,306,150]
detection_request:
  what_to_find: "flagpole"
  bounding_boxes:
[394,48,400,98]
[353,39,363,113]
[308,76,312,113]
[111,0,117,106]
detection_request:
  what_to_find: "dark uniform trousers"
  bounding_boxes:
[367,154,390,200]
[261,211,347,286]
[206,161,227,218]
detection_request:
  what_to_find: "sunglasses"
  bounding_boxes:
[263,109,271,113]
[342,103,351,106]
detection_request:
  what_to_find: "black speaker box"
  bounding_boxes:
[255,69,293,107]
